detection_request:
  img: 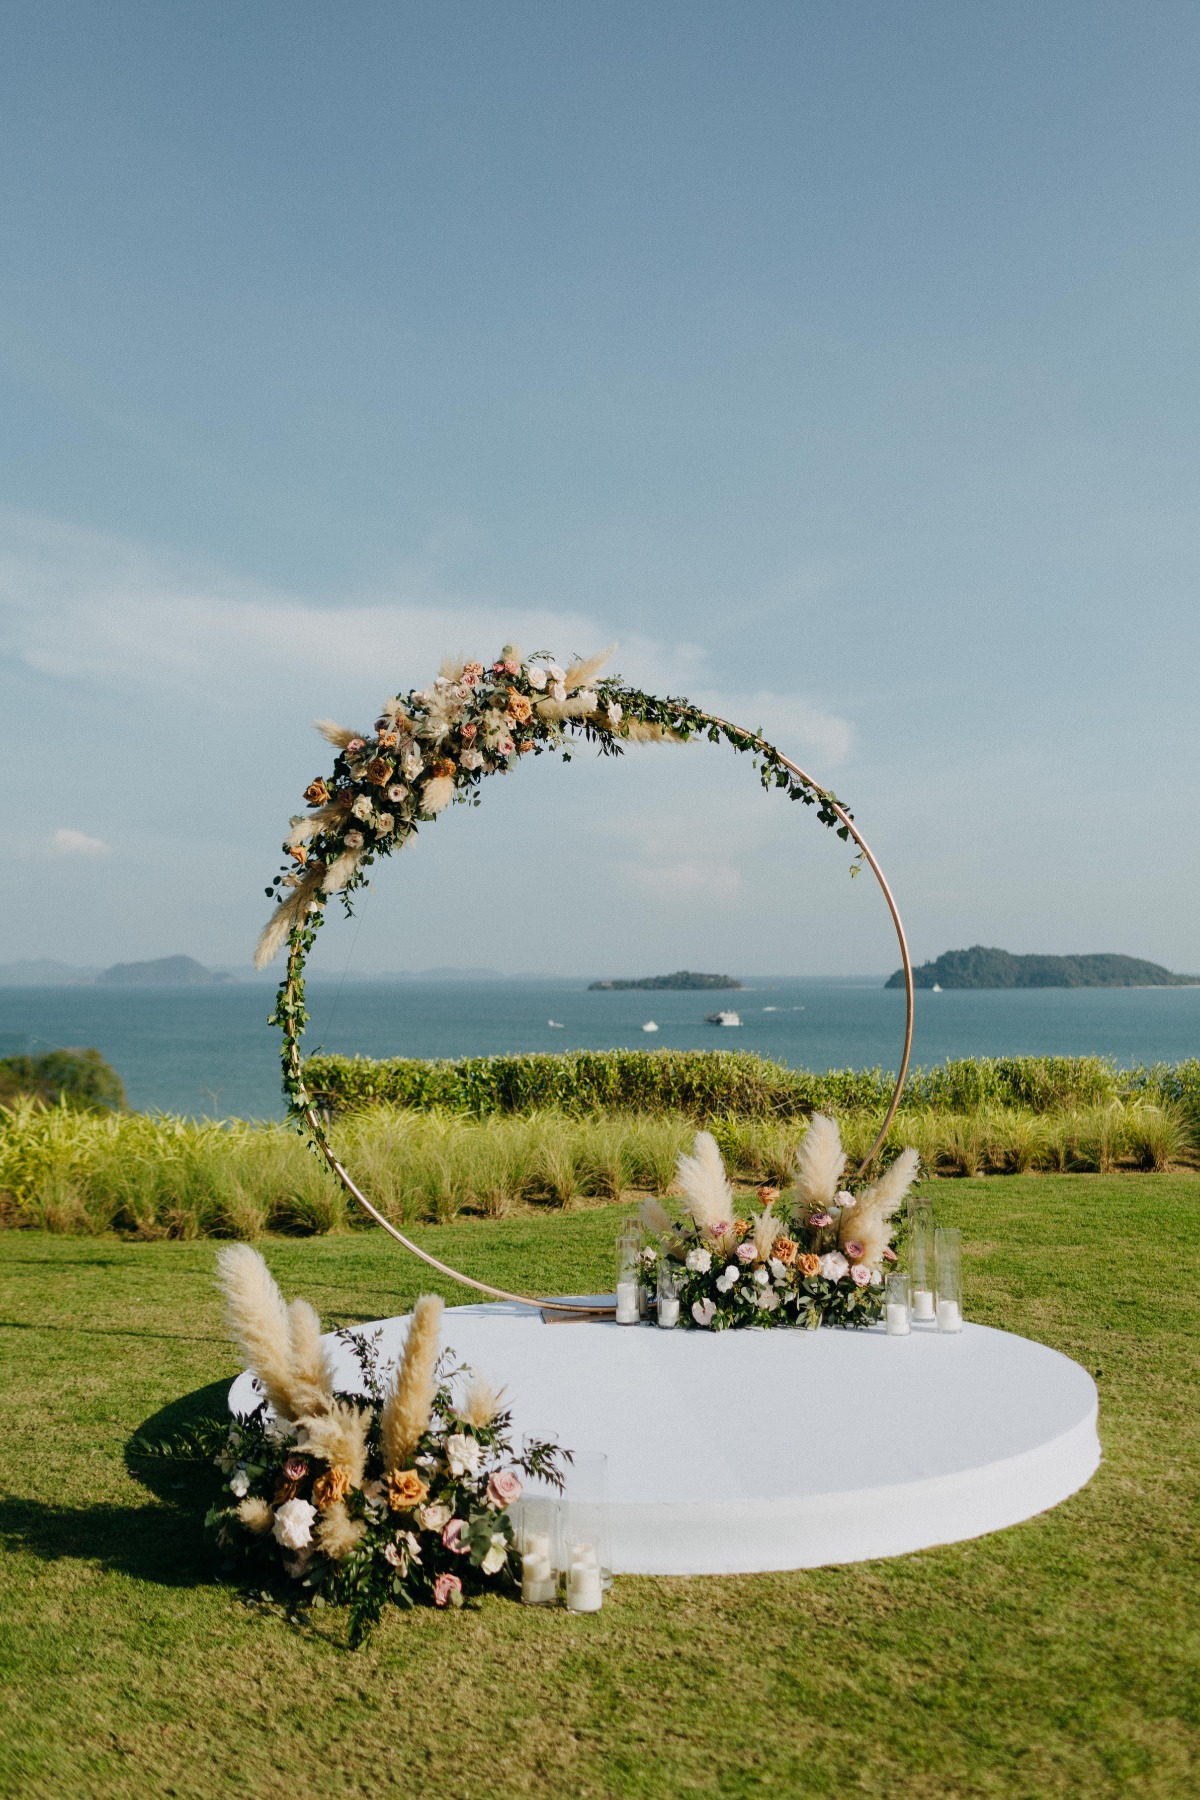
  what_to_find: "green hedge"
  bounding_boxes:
[301,1049,1200,1122]
[0,1048,125,1113]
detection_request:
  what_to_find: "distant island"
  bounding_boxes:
[588,970,742,991]
[886,946,1199,990]
[97,955,232,986]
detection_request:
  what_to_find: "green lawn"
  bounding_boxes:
[1,1173,1198,1798]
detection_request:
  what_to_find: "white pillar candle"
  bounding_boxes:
[912,1287,936,1322]
[885,1302,911,1336]
[523,1531,551,1561]
[615,1279,640,1324]
[937,1298,963,1333]
[521,1553,557,1605]
[657,1295,680,1328]
[566,1562,603,1612]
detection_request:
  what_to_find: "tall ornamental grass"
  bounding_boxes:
[0,1093,1194,1238]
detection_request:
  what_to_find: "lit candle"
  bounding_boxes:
[912,1287,936,1323]
[937,1298,963,1333]
[657,1294,680,1329]
[885,1302,911,1336]
[615,1279,640,1324]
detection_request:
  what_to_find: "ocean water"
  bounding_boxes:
[1,978,1197,1119]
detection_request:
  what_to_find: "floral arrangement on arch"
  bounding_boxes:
[208,1246,569,1644]
[254,643,854,1114]
[638,1115,920,1331]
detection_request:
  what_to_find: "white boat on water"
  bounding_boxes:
[642,1020,659,1033]
[704,1009,742,1027]
[932,983,942,992]
[547,1019,565,1029]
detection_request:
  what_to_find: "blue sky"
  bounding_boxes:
[2,2,1198,976]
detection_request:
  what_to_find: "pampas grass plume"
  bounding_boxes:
[621,719,685,743]
[321,849,362,893]
[794,1113,846,1211]
[287,1297,335,1418]
[838,1147,921,1267]
[216,1244,301,1419]
[381,1294,443,1470]
[420,775,456,815]
[675,1130,734,1230]
[461,1373,504,1428]
[296,1400,371,1488]
[564,645,615,692]
[638,1196,673,1237]
[314,719,366,748]
[753,1209,779,1259]
[316,1500,366,1562]
[237,1496,275,1535]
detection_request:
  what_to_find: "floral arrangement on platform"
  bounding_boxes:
[638,1116,920,1331]
[255,643,854,1117]
[208,1246,569,1644]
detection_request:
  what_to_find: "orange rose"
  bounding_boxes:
[378,729,399,748]
[796,1253,821,1278]
[734,1219,752,1240]
[289,845,308,865]
[311,1466,352,1510]
[303,778,331,807]
[365,756,394,785]
[757,1186,781,1204]
[431,756,457,778]
[772,1236,798,1266]
[384,1468,429,1512]
[506,691,533,724]
[272,1478,299,1505]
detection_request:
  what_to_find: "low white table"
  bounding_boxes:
[228,1300,1100,1576]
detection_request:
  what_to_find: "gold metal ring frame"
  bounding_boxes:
[276,708,915,1315]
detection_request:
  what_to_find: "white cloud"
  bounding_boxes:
[48,827,111,857]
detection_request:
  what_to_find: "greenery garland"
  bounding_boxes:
[259,645,857,1121]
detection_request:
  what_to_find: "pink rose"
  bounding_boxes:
[496,736,515,756]
[882,1245,898,1262]
[383,1541,402,1567]
[709,1220,731,1238]
[433,1573,463,1607]
[736,1242,756,1263]
[492,661,505,672]
[461,721,477,739]
[486,1470,522,1508]
[850,1263,872,1287]
[504,659,521,675]
[346,738,365,753]
[442,1519,469,1555]
[844,1239,865,1259]
[809,1211,833,1229]
[343,829,364,849]
[283,1456,308,1482]
[386,784,407,802]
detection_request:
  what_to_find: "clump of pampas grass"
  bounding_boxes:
[419,774,456,814]
[793,1113,847,1214]
[564,645,615,692]
[460,1373,504,1429]
[254,865,324,968]
[838,1147,920,1268]
[316,1500,367,1562]
[237,1496,275,1535]
[321,848,363,893]
[296,1401,371,1487]
[215,1243,334,1420]
[314,718,368,749]
[380,1294,443,1470]
[675,1130,734,1230]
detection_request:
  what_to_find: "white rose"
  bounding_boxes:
[753,1266,770,1287]
[376,813,394,834]
[834,1190,855,1210]
[481,1533,508,1575]
[272,1498,316,1551]
[343,829,364,849]
[769,1257,788,1281]
[685,1247,712,1273]
[528,667,548,690]
[460,748,483,770]
[352,794,373,820]
[551,681,567,702]
[715,1266,739,1293]
[229,1467,250,1498]
[418,1501,452,1532]
[576,689,598,710]
[606,700,623,726]
[819,1251,849,1282]
[402,748,423,778]
[755,1288,780,1311]
[445,1434,482,1478]
[547,663,565,683]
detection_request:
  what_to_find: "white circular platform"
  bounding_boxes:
[229,1300,1100,1576]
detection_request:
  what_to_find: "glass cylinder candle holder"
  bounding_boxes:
[656,1261,681,1329]
[908,1194,936,1323]
[935,1226,963,1333]
[561,1452,611,1607]
[884,1269,912,1336]
[514,1495,559,1606]
[615,1226,640,1324]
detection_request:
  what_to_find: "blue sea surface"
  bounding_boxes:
[1,978,1198,1119]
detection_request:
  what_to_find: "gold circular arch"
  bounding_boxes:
[273,706,915,1317]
